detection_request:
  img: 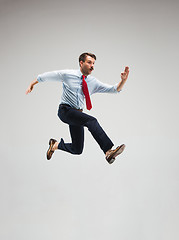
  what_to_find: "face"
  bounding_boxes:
[80,56,95,76]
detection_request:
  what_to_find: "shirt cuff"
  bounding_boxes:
[37,75,42,82]
[114,83,121,93]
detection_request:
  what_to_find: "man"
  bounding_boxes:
[26,53,129,164]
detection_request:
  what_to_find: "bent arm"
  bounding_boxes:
[25,78,38,95]
[25,70,64,95]
[92,66,129,94]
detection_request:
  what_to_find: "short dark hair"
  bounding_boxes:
[79,52,96,63]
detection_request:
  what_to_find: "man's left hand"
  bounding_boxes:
[121,66,129,82]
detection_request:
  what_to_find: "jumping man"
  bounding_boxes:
[26,53,129,164]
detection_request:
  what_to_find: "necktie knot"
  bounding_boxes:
[82,75,92,110]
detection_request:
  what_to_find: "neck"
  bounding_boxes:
[80,68,88,76]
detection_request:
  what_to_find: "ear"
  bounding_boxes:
[79,60,84,68]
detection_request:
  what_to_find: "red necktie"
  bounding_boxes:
[82,75,92,110]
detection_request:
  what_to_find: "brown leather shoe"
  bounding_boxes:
[106,144,126,164]
[47,138,57,160]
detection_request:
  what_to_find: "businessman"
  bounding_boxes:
[26,53,129,164]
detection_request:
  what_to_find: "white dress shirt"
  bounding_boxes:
[37,69,119,109]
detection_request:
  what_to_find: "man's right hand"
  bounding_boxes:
[25,79,38,95]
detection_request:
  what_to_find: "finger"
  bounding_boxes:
[125,66,129,73]
[26,88,30,94]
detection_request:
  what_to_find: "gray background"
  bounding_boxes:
[1,0,179,239]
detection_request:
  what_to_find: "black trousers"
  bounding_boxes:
[57,104,114,154]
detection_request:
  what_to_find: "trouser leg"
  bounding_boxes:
[85,116,114,153]
[58,125,84,154]
[58,104,114,154]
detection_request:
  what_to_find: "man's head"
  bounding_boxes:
[79,52,96,76]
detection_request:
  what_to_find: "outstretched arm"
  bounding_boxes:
[117,66,129,92]
[25,78,38,94]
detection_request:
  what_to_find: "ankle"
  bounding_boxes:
[105,149,112,157]
[53,142,59,151]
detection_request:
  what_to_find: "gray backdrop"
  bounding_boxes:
[1,0,179,239]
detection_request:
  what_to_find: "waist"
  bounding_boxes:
[60,104,83,112]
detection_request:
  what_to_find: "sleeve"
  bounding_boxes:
[37,70,64,83]
[92,78,120,94]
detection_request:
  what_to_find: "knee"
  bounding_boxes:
[73,149,83,155]
[88,116,98,126]
[87,117,99,130]
[73,146,83,155]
